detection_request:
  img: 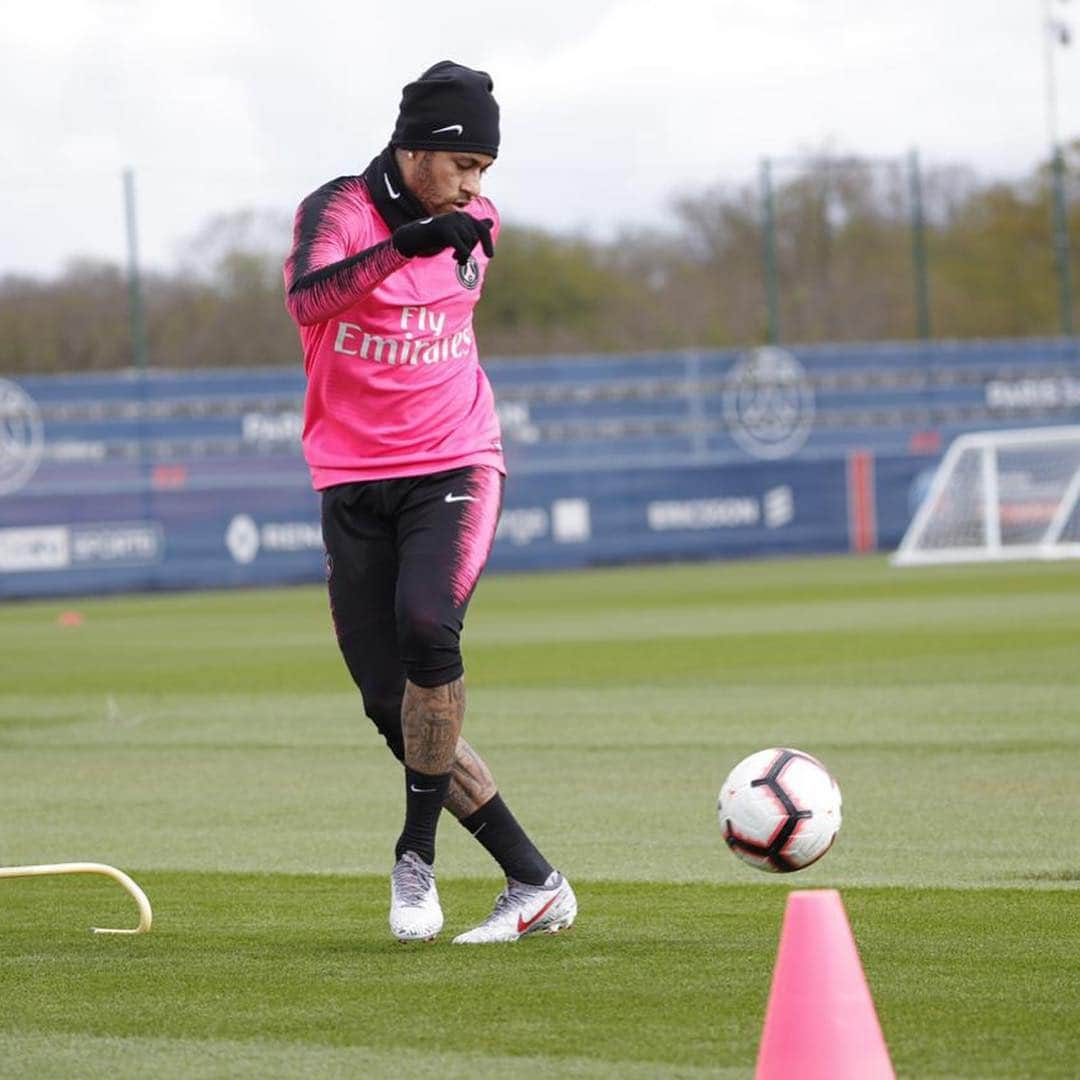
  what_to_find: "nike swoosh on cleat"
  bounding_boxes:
[444,493,477,503]
[383,173,401,199]
[432,124,464,135]
[517,892,561,934]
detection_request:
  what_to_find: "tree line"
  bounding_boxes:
[2,144,1077,375]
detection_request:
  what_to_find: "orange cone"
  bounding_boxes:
[755,889,895,1079]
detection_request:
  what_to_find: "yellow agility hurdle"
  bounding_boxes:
[0,862,152,934]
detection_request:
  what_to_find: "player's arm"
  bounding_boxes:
[286,241,407,326]
[285,180,495,327]
[284,178,410,327]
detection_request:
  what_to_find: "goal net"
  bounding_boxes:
[892,426,1080,565]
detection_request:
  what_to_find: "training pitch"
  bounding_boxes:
[1,555,1078,1078]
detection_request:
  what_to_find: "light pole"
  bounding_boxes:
[760,157,780,344]
[1043,0,1074,335]
[123,167,149,370]
[759,153,931,343]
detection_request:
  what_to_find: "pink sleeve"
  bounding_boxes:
[284,177,409,327]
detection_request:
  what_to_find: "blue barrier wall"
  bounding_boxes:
[2,338,1078,597]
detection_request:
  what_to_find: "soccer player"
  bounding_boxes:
[283,61,576,944]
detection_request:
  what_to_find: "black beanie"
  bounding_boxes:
[390,60,500,159]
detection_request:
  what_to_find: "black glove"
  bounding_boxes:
[392,212,494,264]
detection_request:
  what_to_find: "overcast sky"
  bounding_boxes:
[1,0,1077,277]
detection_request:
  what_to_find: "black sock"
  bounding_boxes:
[460,793,554,886]
[395,767,452,865]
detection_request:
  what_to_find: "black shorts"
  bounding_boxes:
[321,464,504,758]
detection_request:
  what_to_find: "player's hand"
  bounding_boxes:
[392,213,494,264]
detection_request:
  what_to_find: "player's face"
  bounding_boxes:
[408,151,494,216]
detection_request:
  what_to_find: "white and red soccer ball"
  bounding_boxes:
[718,748,842,873]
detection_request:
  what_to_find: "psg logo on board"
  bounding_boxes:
[456,255,480,290]
[0,378,44,495]
[722,347,815,460]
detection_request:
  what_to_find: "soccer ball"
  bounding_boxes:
[718,748,842,873]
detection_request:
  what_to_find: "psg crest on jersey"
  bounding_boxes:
[456,255,480,290]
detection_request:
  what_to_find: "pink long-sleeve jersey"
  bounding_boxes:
[284,175,504,489]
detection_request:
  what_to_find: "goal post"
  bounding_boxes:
[892,426,1080,565]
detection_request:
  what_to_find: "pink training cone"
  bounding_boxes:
[755,889,895,1080]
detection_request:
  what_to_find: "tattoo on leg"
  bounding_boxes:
[402,678,464,775]
[444,737,497,819]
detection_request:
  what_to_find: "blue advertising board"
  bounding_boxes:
[1,337,1078,597]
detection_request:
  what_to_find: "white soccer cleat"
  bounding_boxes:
[389,851,444,942]
[453,871,577,944]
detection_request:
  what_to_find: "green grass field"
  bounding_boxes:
[1,555,1078,1078]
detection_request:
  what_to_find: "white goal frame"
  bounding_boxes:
[892,426,1080,566]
